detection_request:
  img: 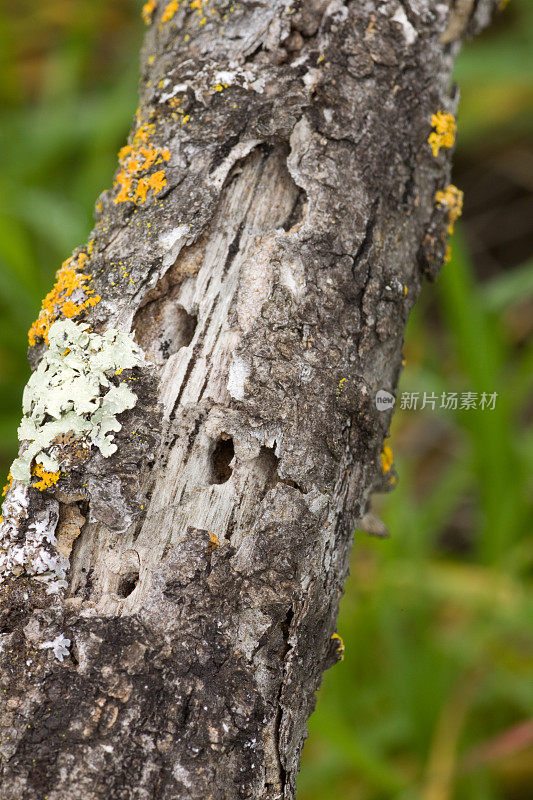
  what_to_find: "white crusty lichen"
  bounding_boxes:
[0,485,68,592]
[39,633,71,662]
[10,318,144,484]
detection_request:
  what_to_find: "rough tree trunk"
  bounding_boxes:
[0,2,497,798]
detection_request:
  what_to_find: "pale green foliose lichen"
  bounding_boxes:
[10,318,144,484]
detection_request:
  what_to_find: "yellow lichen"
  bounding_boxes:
[2,472,13,497]
[142,0,157,25]
[114,124,170,206]
[32,463,61,492]
[428,111,456,157]
[161,0,179,22]
[28,251,101,347]
[331,632,345,660]
[190,0,208,25]
[435,184,463,234]
[208,531,220,548]
[148,170,167,194]
[134,177,150,203]
[381,444,394,474]
[169,96,191,122]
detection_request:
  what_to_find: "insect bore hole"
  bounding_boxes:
[211,436,234,484]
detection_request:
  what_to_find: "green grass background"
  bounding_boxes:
[0,2,532,798]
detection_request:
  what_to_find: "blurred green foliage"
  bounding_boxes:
[300,3,533,797]
[300,233,533,800]
[0,2,532,799]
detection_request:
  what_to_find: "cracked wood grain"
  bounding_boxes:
[0,1,499,798]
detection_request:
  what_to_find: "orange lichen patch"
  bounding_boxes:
[134,178,150,204]
[208,531,220,549]
[161,0,179,22]
[60,299,83,318]
[435,184,463,234]
[381,444,394,474]
[113,124,170,206]
[2,472,13,497]
[32,463,61,492]
[134,123,155,144]
[428,111,456,157]
[331,632,345,660]
[147,171,167,195]
[28,252,101,346]
[142,0,157,24]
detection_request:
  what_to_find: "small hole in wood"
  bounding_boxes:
[134,300,197,364]
[117,573,139,598]
[211,436,234,484]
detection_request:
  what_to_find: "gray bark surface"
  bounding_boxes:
[0,2,497,798]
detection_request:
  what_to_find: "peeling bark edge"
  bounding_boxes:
[0,2,499,799]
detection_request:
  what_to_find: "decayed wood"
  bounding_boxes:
[0,2,497,798]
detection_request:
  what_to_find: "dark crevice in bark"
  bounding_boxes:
[257,446,305,498]
[69,644,80,669]
[76,566,94,600]
[281,190,306,232]
[208,134,241,174]
[275,606,296,794]
[223,504,238,543]
[198,373,210,402]
[352,199,379,280]
[185,410,208,459]
[170,302,217,415]
[223,221,245,277]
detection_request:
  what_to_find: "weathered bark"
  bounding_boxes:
[0,2,497,798]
